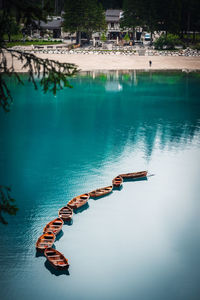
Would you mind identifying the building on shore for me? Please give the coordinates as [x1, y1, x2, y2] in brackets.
[33, 17, 62, 38]
[105, 9, 144, 43]
[105, 9, 123, 40]
[28, 9, 142, 43]
[92, 9, 134, 44]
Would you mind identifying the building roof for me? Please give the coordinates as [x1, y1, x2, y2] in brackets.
[34, 18, 62, 30]
[105, 9, 123, 22]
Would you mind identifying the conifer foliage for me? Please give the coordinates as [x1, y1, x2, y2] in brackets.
[121, 0, 200, 39]
[63, 0, 107, 44]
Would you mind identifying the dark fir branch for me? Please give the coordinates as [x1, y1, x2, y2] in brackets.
[0, 48, 78, 111]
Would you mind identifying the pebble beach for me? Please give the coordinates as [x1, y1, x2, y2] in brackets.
[5, 46, 200, 72]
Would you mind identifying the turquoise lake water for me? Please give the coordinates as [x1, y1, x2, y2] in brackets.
[0, 71, 200, 300]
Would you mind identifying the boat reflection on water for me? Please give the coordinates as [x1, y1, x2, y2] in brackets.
[55, 230, 64, 241]
[73, 202, 89, 214]
[44, 260, 70, 276]
[63, 218, 73, 226]
[35, 251, 44, 258]
[112, 184, 123, 191]
[122, 176, 148, 182]
[35, 244, 56, 258]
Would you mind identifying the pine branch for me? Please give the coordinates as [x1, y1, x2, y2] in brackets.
[0, 47, 79, 111]
[0, 185, 18, 225]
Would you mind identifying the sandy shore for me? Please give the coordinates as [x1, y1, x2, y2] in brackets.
[8, 53, 200, 71]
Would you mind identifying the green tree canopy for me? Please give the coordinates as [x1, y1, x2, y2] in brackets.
[98, 0, 123, 9]
[124, 32, 130, 42]
[121, 0, 143, 29]
[63, 0, 107, 44]
[101, 31, 107, 42]
[121, 0, 200, 39]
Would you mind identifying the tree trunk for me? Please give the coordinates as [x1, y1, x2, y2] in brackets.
[150, 31, 153, 45]
[192, 31, 195, 43]
[186, 12, 191, 46]
[55, 0, 58, 15]
[87, 32, 92, 45]
[132, 28, 135, 41]
[76, 31, 81, 45]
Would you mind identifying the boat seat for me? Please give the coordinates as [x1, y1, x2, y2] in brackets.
[49, 255, 61, 259]
[46, 252, 55, 255]
[44, 236, 53, 240]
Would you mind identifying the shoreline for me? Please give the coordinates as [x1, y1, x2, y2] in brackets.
[6, 53, 200, 72]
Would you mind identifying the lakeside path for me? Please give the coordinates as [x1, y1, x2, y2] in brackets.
[9, 53, 200, 71]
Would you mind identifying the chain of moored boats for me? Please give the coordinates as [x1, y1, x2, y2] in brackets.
[36, 170, 148, 270]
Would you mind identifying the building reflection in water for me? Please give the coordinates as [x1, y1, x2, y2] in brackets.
[72, 71, 199, 162]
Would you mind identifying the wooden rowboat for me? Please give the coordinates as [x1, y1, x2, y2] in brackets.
[36, 231, 55, 251]
[89, 186, 113, 198]
[44, 248, 69, 269]
[112, 176, 123, 187]
[119, 171, 148, 179]
[67, 193, 90, 209]
[58, 205, 73, 221]
[43, 218, 64, 235]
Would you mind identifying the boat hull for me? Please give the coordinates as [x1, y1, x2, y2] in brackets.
[58, 205, 73, 221]
[44, 248, 69, 270]
[112, 176, 123, 187]
[68, 193, 90, 209]
[89, 186, 113, 198]
[36, 232, 55, 252]
[43, 218, 64, 235]
[120, 171, 148, 179]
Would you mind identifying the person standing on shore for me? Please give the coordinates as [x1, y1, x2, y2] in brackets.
[149, 60, 152, 67]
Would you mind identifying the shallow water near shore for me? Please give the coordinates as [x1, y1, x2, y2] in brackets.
[0, 71, 200, 300]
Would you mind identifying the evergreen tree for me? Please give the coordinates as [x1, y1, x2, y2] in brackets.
[3, 16, 20, 42]
[180, 0, 200, 42]
[101, 31, 107, 42]
[121, 0, 141, 40]
[98, 0, 123, 9]
[121, 0, 200, 41]
[124, 32, 130, 43]
[156, 0, 182, 34]
[63, 0, 106, 44]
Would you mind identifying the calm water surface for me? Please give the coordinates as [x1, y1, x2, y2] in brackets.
[0, 71, 200, 300]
